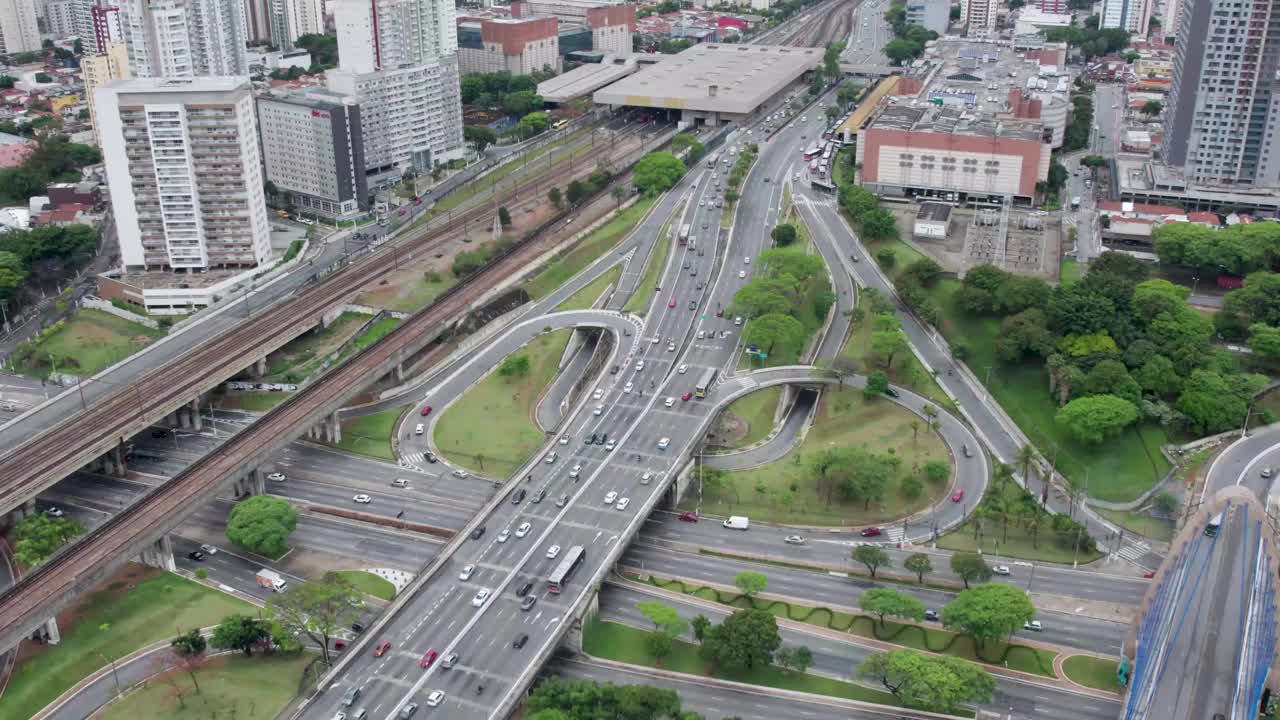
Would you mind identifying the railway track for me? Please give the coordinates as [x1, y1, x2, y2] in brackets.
[0, 124, 650, 511]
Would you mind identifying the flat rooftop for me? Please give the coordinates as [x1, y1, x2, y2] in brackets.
[593, 43, 821, 115]
[917, 202, 952, 221]
[914, 37, 1070, 117]
[102, 76, 250, 95]
[868, 103, 1045, 142]
[106, 267, 250, 290]
[540, 56, 638, 103]
[1116, 155, 1280, 210]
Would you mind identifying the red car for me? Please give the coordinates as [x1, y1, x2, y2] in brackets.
[681, 391, 692, 401]
[414, 198, 423, 206]
[859, 527, 882, 537]
[950, 489, 964, 503]
[420, 649, 439, 668]
[420, 405, 433, 417]
[668, 299, 676, 308]
[678, 511, 699, 522]
[373, 641, 392, 657]
[1143, 571, 1156, 579]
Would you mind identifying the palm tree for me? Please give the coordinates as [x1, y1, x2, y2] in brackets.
[1016, 444, 1037, 486]
[994, 463, 1014, 493]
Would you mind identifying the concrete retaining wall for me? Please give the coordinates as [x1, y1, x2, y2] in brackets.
[79, 296, 160, 330]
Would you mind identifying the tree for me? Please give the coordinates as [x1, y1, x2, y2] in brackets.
[942, 583, 1036, 654]
[860, 587, 926, 626]
[502, 90, 543, 116]
[646, 632, 674, 662]
[463, 125, 497, 153]
[771, 223, 798, 246]
[267, 572, 364, 665]
[498, 206, 512, 228]
[700, 609, 782, 670]
[611, 184, 628, 208]
[1152, 492, 1179, 516]
[528, 677, 684, 719]
[565, 179, 589, 207]
[734, 571, 768, 598]
[870, 315, 908, 369]
[904, 552, 933, 583]
[863, 209, 898, 241]
[1248, 323, 1280, 361]
[0, 76, 14, 89]
[499, 353, 531, 378]
[691, 614, 712, 643]
[171, 628, 208, 657]
[1139, 99, 1162, 117]
[775, 644, 813, 673]
[210, 614, 271, 656]
[1055, 394, 1139, 444]
[923, 460, 949, 484]
[548, 187, 562, 208]
[13, 513, 85, 566]
[884, 39, 922, 65]
[949, 552, 990, 589]
[864, 370, 889, 398]
[636, 601, 687, 638]
[1135, 354, 1182, 396]
[994, 308, 1053, 362]
[902, 257, 943, 288]
[859, 650, 996, 713]
[852, 544, 891, 578]
[1082, 359, 1142, 405]
[732, 278, 794, 318]
[225, 496, 297, 558]
[742, 312, 806, 360]
[517, 111, 551, 136]
[633, 152, 686, 195]
[671, 132, 705, 162]
[1177, 369, 1267, 434]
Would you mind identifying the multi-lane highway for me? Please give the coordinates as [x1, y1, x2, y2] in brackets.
[842, 0, 893, 67]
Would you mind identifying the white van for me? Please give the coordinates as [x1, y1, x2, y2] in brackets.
[722, 516, 750, 530]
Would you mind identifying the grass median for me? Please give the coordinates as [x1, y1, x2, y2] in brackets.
[583, 617, 905, 707]
[97, 652, 315, 720]
[714, 387, 782, 450]
[0, 567, 253, 719]
[1061, 655, 1122, 692]
[524, 196, 656, 301]
[623, 203, 680, 314]
[433, 329, 570, 478]
[335, 407, 403, 461]
[686, 386, 950, 526]
[333, 570, 396, 601]
[555, 266, 621, 312]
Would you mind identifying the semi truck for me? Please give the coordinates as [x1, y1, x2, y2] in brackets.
[722, 516, 750, 530]
[256, 568, 288, 592]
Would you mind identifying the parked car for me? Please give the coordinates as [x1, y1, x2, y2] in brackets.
[993, 565, 1011, 576]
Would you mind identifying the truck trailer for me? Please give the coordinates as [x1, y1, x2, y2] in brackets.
[256, 568, 288, 592]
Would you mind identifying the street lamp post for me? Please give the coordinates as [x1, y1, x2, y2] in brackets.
[96, 651, 123, 699]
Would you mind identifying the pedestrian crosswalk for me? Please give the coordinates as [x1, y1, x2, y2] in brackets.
[1116, 539, 1152, 564]
[398, 454, 432, 472]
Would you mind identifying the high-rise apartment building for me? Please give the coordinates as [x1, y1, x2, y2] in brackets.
[1163, 0, 1280, 186]
[905, 0, 949, 35]
[0, 0, 41, 54]
[1101, 0, 1151, 35]
[92, 0, 126, 52]
[82, 41, 131, 143]
[960, 0, 998, 34]
[121, 0, 249, 79]
[329, 0, 464, 183]
[1038, 0, 1067, 13]
[243, 0, 272, 42]
[257, 90, 369, 219]
[96, 77, 272, 271]
[47, 0, 81, 40]
[268, 0, 323, 50]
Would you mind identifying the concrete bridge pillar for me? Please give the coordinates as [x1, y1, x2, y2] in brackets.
[138, 535, 175, 571]
[329, 412, 342, 444]
[166, 410, 179, 427]
[177, 407, 190, 429]
[250, 468, 266, 496]
[253, 356, 267, 378]
[394, 362, 405, 384]
[111, 444, 125, 477]
[563, 589, 599, 652]
[189, 399, 202, 431]
[32, 617, 61, 645]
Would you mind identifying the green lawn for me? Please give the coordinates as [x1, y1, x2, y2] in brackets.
[1257, 385, 1280, 423]
[1059, 257, 1083, 286]
[938, 482, 1104, 564]
[623, 206, 679, 314]
[715, 387, 782, 450]
[334, 407, 404, 461]
[524, 197, 656, 300]
[333, 570, 396, 601]
[264, 312, 366, 382]
[433, 329, 570, 477]
[98, 653, 315, 720]
[926, 278, 1171, 503]
[684, 386, 950, 526]
[0, 568, 254, 719]
[1096, 508, 1175, 542]
[583, 617, 905, 708]
[555, 266, 621, 312]
[17, 309, 166, 378]
[228, 392, 286, 412]
[842, 296, 953, 409]
[639, 574, 1056, 679]
[1061, 655, 1122, 693]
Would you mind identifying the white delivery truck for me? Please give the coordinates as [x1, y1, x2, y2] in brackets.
[722, 516, 750, 530]
[256, 568, 288, 592]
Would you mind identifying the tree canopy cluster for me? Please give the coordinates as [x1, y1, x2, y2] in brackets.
[956, 254, 1267, 441]
[460, 71, 551, 116]
[295, 34, 338, 68]
[670, 133, 706, 164]
[633, 152, 686, 195]
[1152, 220, 1280, 277]
[13, 512, 85, 566]
[1063, 94, 1094, 152]
[882, 2, 939, 65]
[860, 649, 995, 713]
[225, 495, 298, 558]
[528, 677, 705, 720]
[0, 133, 101, 205]
[1043, 19, 1131, 58]
[0, 224, 98, 310]
[734, 246, 833, 363]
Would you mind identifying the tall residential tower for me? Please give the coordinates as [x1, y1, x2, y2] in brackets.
[121, 0, 249, 78]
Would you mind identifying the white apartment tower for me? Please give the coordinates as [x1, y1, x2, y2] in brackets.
[269, 0, 324, 50]
[329, 0, 465, 183]
[960, 0, 998, 34]
[0, 0, 41, 54]
[96, 77, 272, 271]
[121, 0, 249, 79]
[47, 0, 81, 40]
[1101, 0, 1151, 35]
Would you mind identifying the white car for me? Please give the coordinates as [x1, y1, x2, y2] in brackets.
[664, 397, 676, 408]
[738, 270, 746, 279]
[471, 589, 490, 607]
[515, 522, 532, 538]
[743, 256, 750, 264]
[497, 527, 511, 542]
[604, 439, 616, 451]
[593, 388, 604, 399]
[604, 491, 618, 505]
[616, 497, 631, 511]
[624, 382, 634, 394]
[353, 494, 372, 504]
[635, 360, 645, 371]
[415, 423, 424, 435]
[734, 316, 743, 326]
[452, 469, 469, 479]
[559, 435, 569, 445]
[1023, 620, 1043, 632]
[426, 690, 445, 707]
[546, 544, 561, 559]
[570, 464, 582, 478]
[594, 404, 604, 415]
[267, 472, 286, 482]
[641, 471, 654, 485]
[1262, 467, 1273, 479]
[544, 451, 557, 464]
[651, 335, 661, 344]
[459, 564, 475, 581]
[45, 506, 64, 518]
[696, 330, 705, 339]
[666, 342, 676, 352]
[200, 544, 218, 555]
[677, 364, 688, 374]
[657, 437, 670, 450]
[993, 565, 1011, 576]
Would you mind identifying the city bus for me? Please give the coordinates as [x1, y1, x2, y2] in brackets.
[1205, 512, 1223, 537]
[678, 224, 690, 245]
[808, 160, 819, 173]
[546, 545, 586, 594]
[706, 153, 718, 168]
[694, 367, 717, 398]
[803, 145, 821, 161]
